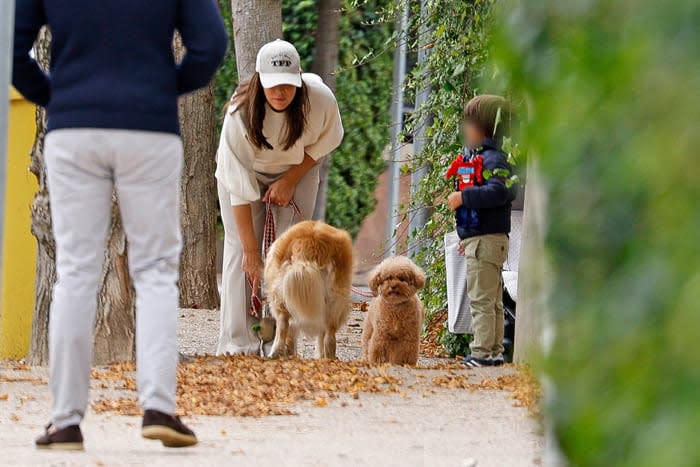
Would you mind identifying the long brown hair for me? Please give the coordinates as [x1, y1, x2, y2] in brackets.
[227, 72, 309, 151]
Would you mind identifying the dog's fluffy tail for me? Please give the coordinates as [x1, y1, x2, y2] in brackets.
[281, 260, 326, 325]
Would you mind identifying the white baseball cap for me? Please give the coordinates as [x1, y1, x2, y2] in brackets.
[255, 39, 302, 88]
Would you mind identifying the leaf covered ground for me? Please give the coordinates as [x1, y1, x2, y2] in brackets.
[1, 305, 541, 420]
[84, 356, 541, 419]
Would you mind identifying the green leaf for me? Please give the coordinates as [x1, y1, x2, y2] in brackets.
[493, 106, 502, 138]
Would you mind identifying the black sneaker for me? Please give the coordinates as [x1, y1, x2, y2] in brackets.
[460, 355, 494, 368]
[35, 423, 84, 451]
[492, 353, 505, 367]
[142, 409, 198, 448]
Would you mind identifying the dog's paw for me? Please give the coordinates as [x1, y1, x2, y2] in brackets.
[269, 344, 287, 359]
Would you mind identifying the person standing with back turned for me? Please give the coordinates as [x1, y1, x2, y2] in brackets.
[13, 0, 227, 450]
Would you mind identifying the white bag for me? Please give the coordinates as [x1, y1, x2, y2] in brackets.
[444, 211, 523, 335]
[445, 231, 472, 334]
[503, 210, 523, 300]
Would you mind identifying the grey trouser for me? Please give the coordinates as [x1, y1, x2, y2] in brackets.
[44, 129, 183, 428]
[216, 164, 320, 355]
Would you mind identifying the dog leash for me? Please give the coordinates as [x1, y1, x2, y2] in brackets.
[262, 199, 302, 258]
[351, 286, 377, 299]
[249, 200, 374, 331]
[248, 199, 303, 318]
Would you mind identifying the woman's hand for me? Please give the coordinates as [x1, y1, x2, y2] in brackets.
[263, 154, 317, 206]
[263, 176, 296, 206]
[242, 250, 264, 293]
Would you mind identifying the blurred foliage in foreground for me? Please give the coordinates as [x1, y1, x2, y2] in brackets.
[492, 0, 700, 465]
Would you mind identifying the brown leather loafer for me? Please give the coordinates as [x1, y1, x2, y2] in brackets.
[142, 409, 197, 448]
[35, 423, 84, 451]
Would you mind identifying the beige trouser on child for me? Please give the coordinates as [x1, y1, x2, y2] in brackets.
[461, 233, 509, 360]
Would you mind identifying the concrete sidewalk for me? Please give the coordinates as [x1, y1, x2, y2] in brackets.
[1, 309, 543, 466]
[1, 367, 542, 467]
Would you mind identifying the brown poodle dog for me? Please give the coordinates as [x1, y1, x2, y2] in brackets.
[362, 256, 426, 365]
[264, 220, 354, 359]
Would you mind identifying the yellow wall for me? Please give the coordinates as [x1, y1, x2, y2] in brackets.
[0, 88, 37, 358]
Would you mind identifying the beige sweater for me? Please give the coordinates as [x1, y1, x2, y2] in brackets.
[215, 73, 344, 206]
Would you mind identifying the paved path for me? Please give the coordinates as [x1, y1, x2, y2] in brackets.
[1, 309, 543, 467]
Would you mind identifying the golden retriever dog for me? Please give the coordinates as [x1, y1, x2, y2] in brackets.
[264, 220, 354, 359]
[362, 256, 426, 365]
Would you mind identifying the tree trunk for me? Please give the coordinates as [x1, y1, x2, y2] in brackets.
[310, 0, 342, 221]
[513, 161, 550, 363]
[29, 27, 136, 365]
[231, 0, 283, 80]
[93, 201, 136, 363]
[175, 39, 221, 310]
[310, 0, 341, 92]
[28, 51, 53, 363]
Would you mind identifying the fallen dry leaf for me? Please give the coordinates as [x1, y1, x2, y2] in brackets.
[0, 394, 8, 401]
[91, 355, 404, 417]
[427, 367, 542, 415]
[421, 310, 449, 358]
[314, 397, 328, 407]
[91, 397, 140, 416]
[19, 395, 36, 406]
[508, 366, 543, 418]
[0, 375, 47, 384]
[432, 374, 471, 389]
[0, 361, 31, 371]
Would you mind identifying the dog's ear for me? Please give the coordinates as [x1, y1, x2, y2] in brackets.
[368, 265, 382, 293]
[412, 264, 426, 290]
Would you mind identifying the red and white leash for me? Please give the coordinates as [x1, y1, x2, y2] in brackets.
[351, 286, 377, 298]
[248, 200, 303, 318]
[262, 199, 302, 258]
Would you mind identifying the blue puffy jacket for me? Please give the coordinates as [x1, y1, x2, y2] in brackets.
[456, 139, 516, 240]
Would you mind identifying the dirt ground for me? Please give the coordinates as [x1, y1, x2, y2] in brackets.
[0, 308, 543, 467]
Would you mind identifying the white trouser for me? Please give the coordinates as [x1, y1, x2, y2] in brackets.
[44, 129, 183, 428]
[216, 164, 320, 355]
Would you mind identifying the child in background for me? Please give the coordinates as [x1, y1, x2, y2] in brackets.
[446, 95, 516, 367]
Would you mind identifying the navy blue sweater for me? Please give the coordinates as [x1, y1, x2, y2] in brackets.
[13, 0, 228, 135]
[457, 139, 517, 240]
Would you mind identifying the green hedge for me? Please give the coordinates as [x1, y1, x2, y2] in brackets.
[284, 0, 392, 236]
[215, 0, 393, 237]
[492, 0, 700, 465]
